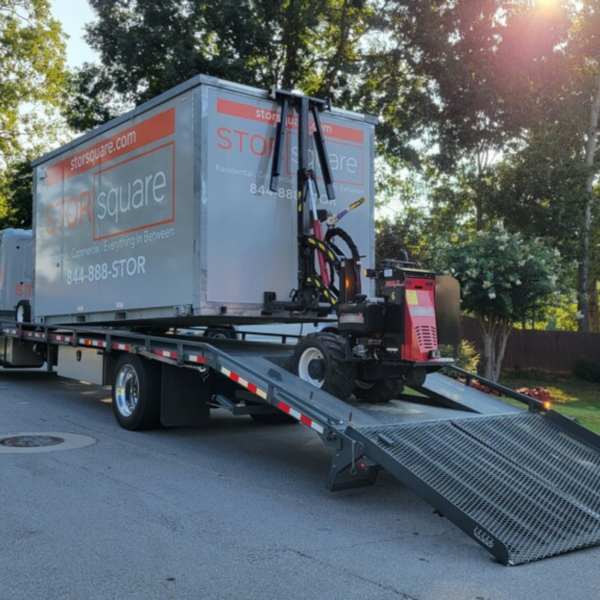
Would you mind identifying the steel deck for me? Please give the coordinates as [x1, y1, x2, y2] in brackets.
[349, 412, 600, 564]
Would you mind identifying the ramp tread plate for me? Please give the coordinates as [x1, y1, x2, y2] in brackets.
[351, 412, 600, 564]
[421, 373, 521, 415]
[356, 399, 475, 424]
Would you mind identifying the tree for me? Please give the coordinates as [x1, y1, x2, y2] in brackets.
[375, 206, 428, 266]
[494, 1, 600, 332]
[0, 157, 34, 228]
[0, 0, 68, 164]
[65, 0, 375, 131]
[0, 0, 68, 224]
[432, 223, 562, 382]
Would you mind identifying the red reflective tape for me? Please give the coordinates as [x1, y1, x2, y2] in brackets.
[24, 332, 44, 339]
[247, 383, 258, 394]
[300, 415, 312, 427]
[230, 372, 240, 383]
[51, 335, 73, 342]
[278, 402, 291, 414]
[112, 343, 131, 351]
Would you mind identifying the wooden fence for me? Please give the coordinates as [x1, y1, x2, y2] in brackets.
[461, 317, 600, 373]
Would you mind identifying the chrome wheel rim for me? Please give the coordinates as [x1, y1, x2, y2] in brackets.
[115, 365, 139, 417]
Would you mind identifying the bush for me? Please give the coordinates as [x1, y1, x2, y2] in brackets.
[440, 340, 480, 374]
[573, 358, 600, 383]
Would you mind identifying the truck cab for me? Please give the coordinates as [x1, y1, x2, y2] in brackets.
[0, 229, 33, 322]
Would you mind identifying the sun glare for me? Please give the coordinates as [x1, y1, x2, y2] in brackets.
[536, 0, 561, 9]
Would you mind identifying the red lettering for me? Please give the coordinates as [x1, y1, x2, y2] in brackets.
[233, 130, 248, 152]
[80, 191, 92, 224]
[66, 196, 79, 228]
[217, 127, 276, 157]
[250, 134, 267, 156]
[44, 191, 93, 235]
[45, 203, 56, 234]
[15, 284, 32, 297]
[217, 127, 232, 150]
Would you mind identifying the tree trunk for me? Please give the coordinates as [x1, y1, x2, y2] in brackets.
[578, 63, 600, 332]
[589, 277, 599, 333]
[478, 316, 512, 383]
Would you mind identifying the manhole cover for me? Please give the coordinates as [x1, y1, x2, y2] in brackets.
[0, 435, 65, 448]
[0, 432, 96, 454]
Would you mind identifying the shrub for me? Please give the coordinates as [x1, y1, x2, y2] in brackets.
[573, 358, 600, 383]
[440, 340, 481, 374]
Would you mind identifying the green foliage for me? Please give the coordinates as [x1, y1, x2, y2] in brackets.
[573, 358, 600, 383]
[375, 207, 428, 266]
[0, 158, 33, 229]
[432, 222, 563, 382]
[440, 340, 480, 374]
[66, 0, 376, 130]
[432, 223, 562, 323]
[0, 0, 68, 163]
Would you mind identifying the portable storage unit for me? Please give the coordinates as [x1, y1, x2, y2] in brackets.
[32, 75, 376, 326]
[0, 228, 33, 319]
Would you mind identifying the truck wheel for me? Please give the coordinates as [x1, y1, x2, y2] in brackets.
[204, 326, 237, 340]
[112, 354, 161, 431]
[353, 378, 404, 403]
[15, 300, 31, 323]
[291, 333, 356, 399]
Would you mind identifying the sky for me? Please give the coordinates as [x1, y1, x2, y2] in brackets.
[50, 0, 98, 67]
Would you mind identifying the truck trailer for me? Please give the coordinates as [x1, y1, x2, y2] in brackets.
[0, 228, 33, 322]
[1, 74, 600, 565]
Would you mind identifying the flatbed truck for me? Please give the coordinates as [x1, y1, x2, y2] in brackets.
[1, 75, 600, 564]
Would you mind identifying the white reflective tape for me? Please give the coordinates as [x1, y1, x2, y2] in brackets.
[188, 354, 206, 364]
[112, 343, 130, 351]
[221, 366, 267, 400]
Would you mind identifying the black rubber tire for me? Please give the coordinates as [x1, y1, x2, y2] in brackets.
[15, 300, 31, 323]
[353, 378, 405, 403]
[112, 354, 161, 431]
[204, 326, 237, 340]
[290, 332, 356, 399]
[403, 367, 427, 388]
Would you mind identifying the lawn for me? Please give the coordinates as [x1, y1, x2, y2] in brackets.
[499, 371, 600, 435]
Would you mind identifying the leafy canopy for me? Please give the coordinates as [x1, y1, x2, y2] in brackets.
[67, 0, 375, 130]
[432, 223, 562, 324]
[0, 0, 68, 164]
[0, 0, 68, 226]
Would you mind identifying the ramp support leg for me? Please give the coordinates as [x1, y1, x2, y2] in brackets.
[325, 441, 381, 492]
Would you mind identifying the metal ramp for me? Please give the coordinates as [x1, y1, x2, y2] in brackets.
[5, 324, 600, 564]
[348, 411, 600, 565]
[200, 342, 600, 564]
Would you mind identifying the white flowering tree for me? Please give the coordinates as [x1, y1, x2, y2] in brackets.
[432, 223, 562, 382]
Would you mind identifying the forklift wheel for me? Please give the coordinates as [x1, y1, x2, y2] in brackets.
[353, 378, 404, 404]
[291, 333, 356, 400]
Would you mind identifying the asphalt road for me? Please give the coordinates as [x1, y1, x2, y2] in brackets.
[1, 368, 599, 600]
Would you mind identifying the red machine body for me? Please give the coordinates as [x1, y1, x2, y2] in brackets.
[401, 275, 438, 363]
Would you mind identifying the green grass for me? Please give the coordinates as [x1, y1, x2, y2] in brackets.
[499, 371, 600, 435]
